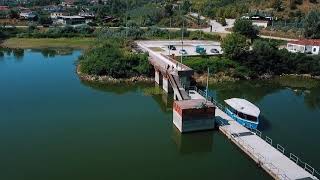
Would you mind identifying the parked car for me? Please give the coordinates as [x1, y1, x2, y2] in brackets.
[168, 45, 176, 50]
[196, 45, 206, 54]
[210, 48, 220, 54]
[179, 49, 187, 55]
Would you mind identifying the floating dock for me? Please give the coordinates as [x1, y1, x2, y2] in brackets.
[216, 107, 318, 180]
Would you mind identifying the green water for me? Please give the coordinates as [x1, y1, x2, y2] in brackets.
[0, 49, 318, 180]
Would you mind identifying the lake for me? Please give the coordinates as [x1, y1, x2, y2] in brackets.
[0, 49, 319, 180]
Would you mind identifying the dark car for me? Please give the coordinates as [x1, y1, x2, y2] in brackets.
[168, 45, 176, 50]
[210, 48, 220, 54]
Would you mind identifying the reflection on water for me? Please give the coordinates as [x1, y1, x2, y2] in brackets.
[0, 47, 75, 59]
[82, 81, 174, 113]
[0, 47, 24, 59]
[210, 76, 320, 169]
[210, 76, 320, 110]
[172, 126, 214, 154]
[31, 48, 74, 57]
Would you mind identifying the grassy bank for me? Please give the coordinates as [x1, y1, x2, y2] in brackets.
[1, 38, 95, 49]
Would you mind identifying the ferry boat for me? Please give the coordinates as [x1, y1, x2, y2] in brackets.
[224, 98, 260, 129]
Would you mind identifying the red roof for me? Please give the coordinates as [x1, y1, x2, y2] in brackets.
[288, 39, 320, 46]
[0, 6, 9, 11]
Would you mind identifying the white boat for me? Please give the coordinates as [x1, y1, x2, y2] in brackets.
[224, 98, 260, 129]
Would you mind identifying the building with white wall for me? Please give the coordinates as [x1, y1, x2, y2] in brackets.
[287, 39, 320, 55]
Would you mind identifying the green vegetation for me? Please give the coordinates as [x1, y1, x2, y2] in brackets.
[233, 19, 258, 40]
[304, 10, 320, 39]
[221, 33, 320, 77]
[98, 24, 221, 41]
[0, 26, 23, 39]
[78, 38, 152, 78]
[17, 25, 95, 38]
[183, 56, 251, 78]
[221, 33, 249, 60]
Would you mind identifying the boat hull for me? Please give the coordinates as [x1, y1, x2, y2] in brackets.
[226, 109, 259, 129]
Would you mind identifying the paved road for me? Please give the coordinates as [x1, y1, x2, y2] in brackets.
[4, 22, 297, 41]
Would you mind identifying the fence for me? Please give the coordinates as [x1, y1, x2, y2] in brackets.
[187, 85, 320, 179]
[216, 118, 291, 180]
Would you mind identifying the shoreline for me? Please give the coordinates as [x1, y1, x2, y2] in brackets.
[76, 65, 154, 84]
[0, 37, 95, 50]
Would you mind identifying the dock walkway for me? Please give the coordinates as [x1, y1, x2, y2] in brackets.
[137, 40, 319, 180]
[215, 108, 318, 180]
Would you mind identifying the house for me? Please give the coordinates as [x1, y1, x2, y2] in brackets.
[61, 0, 75, 8]
[241, 14, 272, 28]
[0, 6, 9, 11]
[50, 12, 66, 19]
[78, 10, 95, 23]
[78, 11, 95, 19]
[56, 15, 85, 25]
[20, 11, 37, 20]
[43, 5, 63, 12]
[287, 39, 320, 55]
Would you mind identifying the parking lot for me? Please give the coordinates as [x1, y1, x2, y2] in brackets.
[136, 40, 223, 57]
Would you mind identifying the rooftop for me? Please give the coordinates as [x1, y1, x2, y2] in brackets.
[59, 15, 85, 19]
[224, 98, 260, 117]
[175, 99, 215, 110]
[288, 39, 320, 46]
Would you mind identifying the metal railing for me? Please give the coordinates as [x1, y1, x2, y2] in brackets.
[216, 118, 291, 180]
[250, 128, 319, 178]
[185, 85, 320, 179]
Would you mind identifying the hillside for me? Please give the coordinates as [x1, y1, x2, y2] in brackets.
[189, 0, 320, 19]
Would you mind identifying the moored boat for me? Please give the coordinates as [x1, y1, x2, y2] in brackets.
[224, 98, 260, 129]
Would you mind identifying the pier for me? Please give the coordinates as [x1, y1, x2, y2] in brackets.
[136, 40, 319, 180]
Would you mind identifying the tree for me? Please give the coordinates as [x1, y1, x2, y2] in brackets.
[8, 10, 19, 19]
[248, 40, 280, 74]
[181, 0, 191, 14]
[304, 10, 320, 39]
[221, 33, 249, 60]
[272, 0, 283, 11]
[233, 18, 259, 39]
[164, 3, 173, 17]
[38, 15, 53, 25]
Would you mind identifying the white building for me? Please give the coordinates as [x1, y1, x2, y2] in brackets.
[20, 11, 37, 20]
[50, 12, 65, 19]
[252, 20, 269, 28]
[287, 39, 320, 55]
[56, 15, 85, 25]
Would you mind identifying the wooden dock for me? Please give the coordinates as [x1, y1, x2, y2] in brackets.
[215, 108, 318, 180]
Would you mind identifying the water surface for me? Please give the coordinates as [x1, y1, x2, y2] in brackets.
[0, 50, 270, 180]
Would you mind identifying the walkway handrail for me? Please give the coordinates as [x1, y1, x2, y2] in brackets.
[217, 118, 291, 180]
[188, 85, 319, 179]
[250, 127, 320, 178]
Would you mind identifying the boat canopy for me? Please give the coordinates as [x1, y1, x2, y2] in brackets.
[224, 98, 260, 117]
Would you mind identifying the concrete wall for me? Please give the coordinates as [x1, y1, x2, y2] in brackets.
[163, 76, 172, 93]
[155, 70, 163, 85]
[173, 110, 215, 133]
[252, 21, 268, 28]
[287, 43, 305, 53]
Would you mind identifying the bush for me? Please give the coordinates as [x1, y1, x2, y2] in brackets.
[17, 25, 95, 38]
[78, 39, 152, 78]
[233, 18, 259, 39]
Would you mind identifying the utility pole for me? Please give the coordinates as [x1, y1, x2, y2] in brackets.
[181, 18, 184, 64]
[205, 67, 209, 103]
[169, 18, 171, 56]
[126, 0, 128, 39]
